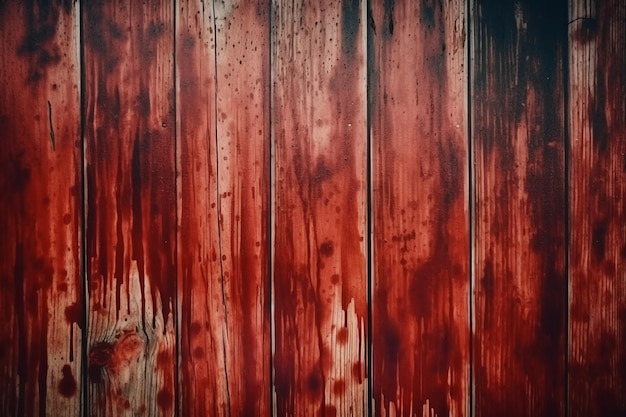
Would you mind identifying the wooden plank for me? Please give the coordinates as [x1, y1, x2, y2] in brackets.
[176, 1, 271, 415]
[370, 1, 469, 416]
[471, 0, 568, 415]
[271, 0, 368, 415]
[82, 1, 176, 415]
[0, 1, 82, 416]
[568, 0, 626, 415]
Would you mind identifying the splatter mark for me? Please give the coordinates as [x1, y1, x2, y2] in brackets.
[319, 241, 334, 257]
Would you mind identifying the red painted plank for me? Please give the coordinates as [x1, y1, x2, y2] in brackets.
[0, 1, 82, 416]
[272, 0, 368, 415]
[568, 1, 626, 415]
[82, 1, 176, 415]
[471, 0, 568, 415]
[370, 1, 469, 416]
[176, 1, 271, 415]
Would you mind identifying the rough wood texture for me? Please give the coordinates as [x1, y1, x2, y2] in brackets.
[272, 0, 368, 415]
[471, 0, 568, 415]
[82, 1, 176, 415]
[176, 1, 271, 415]
[370, 1, 469, 416]
[0, 1, 82, 416]
[568, 0, 626, 415]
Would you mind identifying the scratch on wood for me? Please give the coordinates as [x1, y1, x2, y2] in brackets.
[47, 100, 55, 151]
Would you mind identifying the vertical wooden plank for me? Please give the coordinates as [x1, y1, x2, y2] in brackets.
[568, 1, 626, 415]
[174, 1, 220, 416]
[176, 0, 271, 415]
[471, 0, 567, 416]
[370, 1, 469, 416]
[82, 1, 176, 415]
[272, 0, 368, 415]
[0, 1, 82, 416]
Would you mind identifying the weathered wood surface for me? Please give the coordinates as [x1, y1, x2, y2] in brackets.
[370, 1, 469, 416]
[0, 1, 83, 416]
[176, 0, 271, 415]
[1, 1, 626, 416]
[471, 0, 568, 415]
[272, 0, 368, 415]
[82, 0, 176, 415]
[568, 0, 626, 415]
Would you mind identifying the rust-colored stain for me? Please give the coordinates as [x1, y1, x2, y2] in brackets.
[0, 1, 624, 416]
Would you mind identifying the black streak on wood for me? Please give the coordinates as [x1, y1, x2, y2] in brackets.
[473, 0, 567, 415]
[47, 100, 56, 151]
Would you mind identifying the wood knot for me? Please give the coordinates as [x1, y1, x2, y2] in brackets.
[88, 331, 144, 383]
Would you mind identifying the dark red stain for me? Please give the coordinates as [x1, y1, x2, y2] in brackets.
[572, 17, 598, 44]
[319, 241, 334, 257]
[336, 327, 348, 345]
[351, 362, 363, 383]
[332, 379, 346, 396]
[156, 351, 170, 367]
[16, 0, 71, 83]
[306, 368, 324, 402]
[58, 364, 77, 398]
[88, 342, 114, 384]
[192, 347, 205, 359]
[323, 405, 338, 417]
[156, 388, 173, 411]
[64, 302, 83, 329]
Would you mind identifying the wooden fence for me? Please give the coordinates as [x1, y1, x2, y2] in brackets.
[0, 0, 624, 416]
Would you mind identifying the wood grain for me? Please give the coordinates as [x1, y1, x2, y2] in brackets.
[568, 0, 626, 415]
[272, 0, 368, 415]
[471, 0, 568, 415]
[176, 1, 271, 415]
[82, 1, 176, 415]
[0, 1, 82, 416]
[370, 1, 469, 416]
